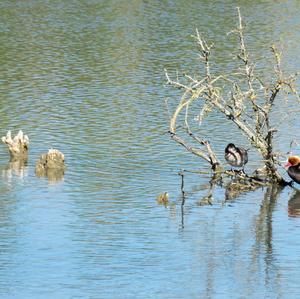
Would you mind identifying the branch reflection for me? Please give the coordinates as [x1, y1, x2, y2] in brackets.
[288, 190, 300, 218]
[174, 174, 285, 296]
[254, 185, 283, 251]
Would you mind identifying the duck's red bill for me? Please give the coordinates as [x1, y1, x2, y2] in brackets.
[285, 162, 292, 168]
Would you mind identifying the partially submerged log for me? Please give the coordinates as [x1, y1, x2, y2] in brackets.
[35, 149, 65, 180]
[1, 130, 29, 161]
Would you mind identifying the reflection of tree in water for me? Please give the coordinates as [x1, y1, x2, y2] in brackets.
[248, 185, 283, 297]
[252, 185, 281, 256]
[2, 160, 28, 182]
[177, 177, 284, 297]
[197, 174, 220, 206]
[36, 168, 65, 184]
[224, 176, 263, 201]
[2, 161, 64, 184]
[288, 190, 300, 218]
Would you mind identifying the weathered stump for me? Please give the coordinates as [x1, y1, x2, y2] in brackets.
[35, 149, 65, 181]
[1, 130, 29, 161]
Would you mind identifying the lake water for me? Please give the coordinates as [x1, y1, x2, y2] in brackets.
[1, 1, 300, 298]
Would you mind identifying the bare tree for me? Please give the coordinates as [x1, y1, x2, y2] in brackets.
[165, 7, 298, 185]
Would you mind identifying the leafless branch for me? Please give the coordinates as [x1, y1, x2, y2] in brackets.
[164, 7, 299, 184]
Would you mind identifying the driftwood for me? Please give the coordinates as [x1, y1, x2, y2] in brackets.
[164, 8, 299, 185]
[156, 192, 169, 206]
[35, 149, 65, 181]
[1, 130, 29, 161]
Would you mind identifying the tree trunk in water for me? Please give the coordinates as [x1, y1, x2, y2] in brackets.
[1, 130, 29, 162]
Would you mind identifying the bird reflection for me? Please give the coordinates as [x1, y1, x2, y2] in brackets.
[288, 190, 300, 217]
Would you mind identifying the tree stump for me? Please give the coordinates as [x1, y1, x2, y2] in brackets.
[35, 149, 65, 180]
[1, 130, 29, 161]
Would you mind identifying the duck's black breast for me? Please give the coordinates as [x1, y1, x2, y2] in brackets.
[288, 163, 300, 184]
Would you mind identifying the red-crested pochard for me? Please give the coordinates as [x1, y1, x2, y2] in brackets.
[285, 156, 300, 184]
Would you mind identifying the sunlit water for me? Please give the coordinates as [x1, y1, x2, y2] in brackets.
[1, 1, 300, 298]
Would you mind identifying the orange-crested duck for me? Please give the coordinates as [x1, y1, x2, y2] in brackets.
[285, 156, 300, 184]
[225, 143, 248, 171]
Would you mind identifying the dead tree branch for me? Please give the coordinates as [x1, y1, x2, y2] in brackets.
[165, 7, 299, 184]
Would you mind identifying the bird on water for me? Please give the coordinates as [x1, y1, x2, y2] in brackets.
[225, 143, 248, 172]
[284, 156, 300, 184]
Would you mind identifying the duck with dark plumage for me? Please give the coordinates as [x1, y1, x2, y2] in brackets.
[225, 143, 248, 172]
[284, 156, 300, 184]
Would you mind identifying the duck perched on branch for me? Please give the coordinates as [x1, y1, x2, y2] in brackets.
[225, 143, 248, 172]
[285, 156, 300, 184]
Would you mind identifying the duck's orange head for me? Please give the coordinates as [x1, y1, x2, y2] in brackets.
[285, 156, 300, 169]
